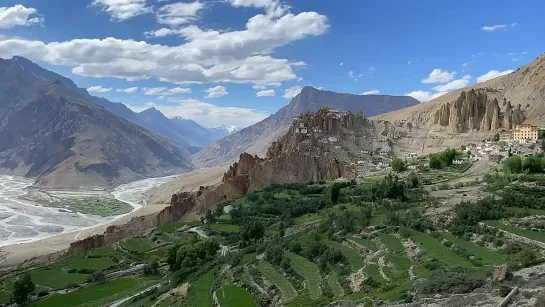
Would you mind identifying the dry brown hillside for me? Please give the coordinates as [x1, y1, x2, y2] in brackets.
[376, 53, 545, 128]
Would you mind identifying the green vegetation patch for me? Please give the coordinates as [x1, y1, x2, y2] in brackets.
[364, 264, 384, 282]
[294, 213, 322, 225]
[324, 240, 364, 269]
[285, 252, 322, 299]
[239, 253, 257, 265]
[410, 230, 474, 268]
[29, 269, 89, 289]
[87, 246, 117, 257]
[209, 224, 241, 233]
[217, 285, 257, 307]
[187, 269, 215, 307]
[258, 261, 297, 302]
[440, 232, 506, 266]
[35, 278, 139, 307]
[158, 220, 199, 233]
[121, 237, 154, 252]
[485, 220, 545, 244]
[47, 198, 133, 217]
[350, 236, 378, 251]
[326, 272, 344, 297]
[377, 233, 412, 278]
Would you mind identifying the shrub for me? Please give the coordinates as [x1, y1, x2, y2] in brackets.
[390, 158, 406, 172]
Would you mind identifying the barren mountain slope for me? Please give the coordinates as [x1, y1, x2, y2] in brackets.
[192, 86, 419, 167]
[0, 59, 193, 187]
[376, 53, 545, 128]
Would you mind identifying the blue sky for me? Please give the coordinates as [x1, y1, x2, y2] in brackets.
[1, 0, 544, 128]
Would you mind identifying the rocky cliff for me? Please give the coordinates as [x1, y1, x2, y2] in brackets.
[378, 53, 545, 132]
[192, 87, 419, 167]
[433, 89, 525, 133]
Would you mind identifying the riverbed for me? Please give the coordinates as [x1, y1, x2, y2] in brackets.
[0, 175, 178, 248]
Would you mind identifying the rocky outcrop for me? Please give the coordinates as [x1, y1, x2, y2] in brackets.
[433, 89, 525, 133]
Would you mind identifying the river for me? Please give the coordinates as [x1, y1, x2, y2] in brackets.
[0, 175, 178, 247]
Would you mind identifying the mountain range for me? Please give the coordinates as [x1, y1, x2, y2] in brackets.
[10, 56, 229, 149]
[0, 58, 193, 187]
[192, 86, 420, 167]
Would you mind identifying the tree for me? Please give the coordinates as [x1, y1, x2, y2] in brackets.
[522, 156, 545, 173]
[503, 156, 522, 174]
[12, 274, 35, 305]
[492, 133, 500, 142]
[390, 158, 406, 172]
[240, 220, 265, 242]
[88, 270, 105, 283]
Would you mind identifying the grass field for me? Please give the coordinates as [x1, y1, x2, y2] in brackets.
[285, 252, 322, 299]
[121, 238, 154, 252]
[440, 232, 506, 266]
[377, 233, 412, 279]
[187, 269, 215, 307]
[60, 255, 116, 271]
[87, 246, 117, 257]
[35, 278, 157, 307]
[294, 213, 322, 225]
[0, 290, 10, 305]
[507, 207, 545, 216]
[239, 253, 257, 265]
[258, 261, 297, 302]
[364, 264, 384, 282]
[217, 285, 257, 307]
[410, 230, 475, 268]
[325, 240, 364, 269]
[29, 269, 89, 289]
[350, 236, 378, 251]
[326, 272, 344, 297]
[209, 224, 241, 233]
[485, 220, 545, 243]
[369, 214, 385, 227]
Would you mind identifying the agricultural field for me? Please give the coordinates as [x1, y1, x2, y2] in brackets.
[44, 198, 133, 217]
[5, 168, 545, 307]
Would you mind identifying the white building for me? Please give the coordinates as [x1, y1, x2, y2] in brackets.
[406, 152, 418, 158]
[223, 205, 234, 214]
[453, 158, 466, 165]
[357, 160, 365, 165]
[407, 165, 417, 170]
[328, 136, 338, 143]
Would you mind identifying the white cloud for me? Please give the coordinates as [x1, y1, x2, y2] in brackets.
[144, 28, 179, 38]
[256, 89, 275, 97]
[127, 99, 269, 128]
[339, 62, 344, 66]
[512, 22, 518, 27]
[407, 60, 412, 65]
[361, 90, 379, 95]
[348, 70, 363, 81]
[144, 87, 191, 96]
[512, 58, 520, 62]
[0, 4, 43, 29]
[0, 6, 328, 85]
[229, 0, 276, 8]
[283, 86, 302, 98]
[522, 51, 528, 55]
[422, 69, 456, 84]
[368, 67, 376, 74]
[481, 24, 507, 32]
[432, 75, 471, 92]
[476, 69, 514, 83]
[91, 0, 151, 21]
[253, 84, 266, 90]
[462, 62, 468, 68]
[156, 1, 204, 27]
[205, 85, 228, 98]
[405, 90, 447, 102]
[87, 85, 113, 93]
[116, 86, 138, 93]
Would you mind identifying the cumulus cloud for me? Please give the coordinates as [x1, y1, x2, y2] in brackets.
[0, 4, 43, 29]
[229, 0, 276, 8]
[87, 85, 113, 93]
[116, 87, 138, 93]
[256, 89, 275, 97]
[283, 86, 302, 98]
[205, 85, 228, 98]
[0, 6, 328, 85]
[422, 69, 456, 84]
[156, 1, 204, 26]
[127, 99, 269, 128]
[476, 69, 514, 83]
[91, 0, 151, 21]
[361, 90, 379, 95]
[405, 90, 447, 102]
[433, 75, 471, 92]
[144, 87, 191, 96]
[481, 24, 507, 32]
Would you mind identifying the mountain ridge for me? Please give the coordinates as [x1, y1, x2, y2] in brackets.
[191, 86, 420, 167]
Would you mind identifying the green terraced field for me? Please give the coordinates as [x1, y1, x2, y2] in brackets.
[350, 236, 378, 251]
[29, 269, 89, 289]
[325, 240, 364, 269]
[187, 269, 215, 307]
[258, 261, 297, 302]
[485, 220, 545, 243]
[440, 232, 506, 266]
[121, 237, 154, 252]
[377, 233, 412, 278]
[158, 220, 200, 233]
[285, 252, 322, 299]
[326, 272, 344, 297]
[410, 230, 475, 268]
[364, 264, 385, 282]
[209, 224, 241, 233]
[217, 285, 257, 307]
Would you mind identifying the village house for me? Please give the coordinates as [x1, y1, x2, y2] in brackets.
[407, 165, 418, 170]
[513, 124, 539, 141]
[328, 136, 338, 143]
